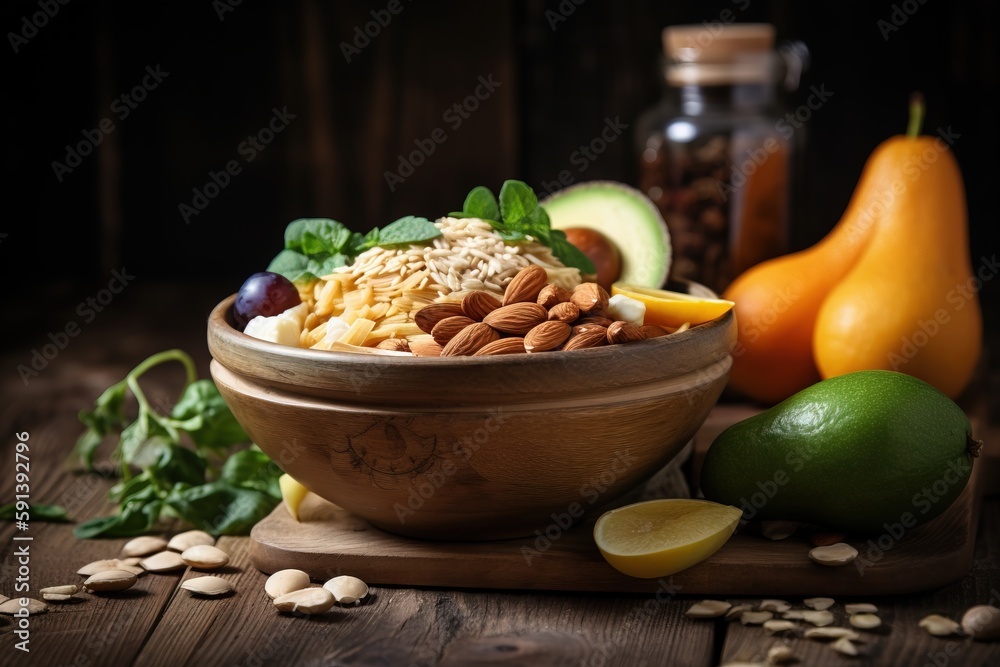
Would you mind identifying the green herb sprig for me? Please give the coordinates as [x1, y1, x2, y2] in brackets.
[73, 349, 282, 538]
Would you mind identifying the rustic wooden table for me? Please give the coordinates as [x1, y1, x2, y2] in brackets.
[2, 285, 998, 666]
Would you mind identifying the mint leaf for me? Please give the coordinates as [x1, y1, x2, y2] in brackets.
[462, 186, 501, 221]
[165, 482, 278, 535]
[498, 180, 539, 226]
[377, 216, 441, 246]
[550, 230, 597, 273]
[221, 448, 282, 499]
[284, 219, 352, 255]
[171, 380, 248, 452]
[267, 249, 311, 282]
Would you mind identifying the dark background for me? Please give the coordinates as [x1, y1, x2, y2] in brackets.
[4, 0, 998, 345]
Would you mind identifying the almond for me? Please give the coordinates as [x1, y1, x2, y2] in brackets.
[441, 322, 500, 356]
[639, 324, 670, 339]
[575, 315, 613, 328]
[414, 302, 465, 334]
[483, 303, 548, 335]
[607, 321, 645, 345]
[563, 327, 608, 351]
[431, 315, 477, 346]
[473, 337, 527, 356]
[524, 321, 572, 352]
[376, 338, 411, 353]
[571, 283, 609, 313]
[502, 265, 548, 305]
[572, 322, 608, 336]
[547, 301, 580, 323]
[536, 283, 572, 309]
[462, 291, 501, 321]
[409, 339, 443, 357]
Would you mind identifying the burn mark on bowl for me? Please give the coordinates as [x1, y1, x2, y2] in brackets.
[336, 418, 438, 483]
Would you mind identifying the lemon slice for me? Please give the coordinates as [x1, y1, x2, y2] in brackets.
[279, 473, 310, 522]
[611, 283, 734, 329]
[594, 499, 742, 578]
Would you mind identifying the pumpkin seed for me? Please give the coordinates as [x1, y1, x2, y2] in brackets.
[781, 610, 805, 620]
[804, 627, 860, 641]
[831, 637, 859, 656]
[766, 643, 794, 664]
[140, 551, 187, 573]
[763, 619, 798, 635]
[40, 584, 82, 601]
[0, 598, 47, 615]
[725, 604, 753, 621]
[265, 569, 311, 599]
[322, 575, 369, 604]
[121, 536, 168, 558]
[801, 610, 835, 627]
[740, 610, 774, 625]
[181, 576, 233, 597]
[84, 569, 137, 592]
[273, 587, 335, 614]
[844, 602, 878, 615]
[808, 542, 858, 566]
[685, 599, 732, 618]
[181, 545, 229, 570]
[961, 605, 1000, 641]
[803, 597, 835, 611]
[919, 614, 963, 637]
[168, 530, 216, 552]
[850, 613, 882, 629]
[758, 599, 791, 613]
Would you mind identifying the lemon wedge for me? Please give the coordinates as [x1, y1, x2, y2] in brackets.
[611, 283, 734, 329]
[594, 499, 742, 578]
[279, 473, 310, 522]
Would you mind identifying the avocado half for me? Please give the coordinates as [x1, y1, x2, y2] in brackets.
[541, 181, 671, 288]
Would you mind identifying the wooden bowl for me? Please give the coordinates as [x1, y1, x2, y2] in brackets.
[208, 287, 736, 540]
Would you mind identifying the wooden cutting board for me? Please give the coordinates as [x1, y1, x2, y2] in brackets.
[250, 404, 988, 596]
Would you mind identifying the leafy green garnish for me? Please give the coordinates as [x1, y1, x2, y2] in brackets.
[456, 180, 596, 274]
[72, 349, 283, 539]
[0, 502, 70, 523]
[267, 216, 442, 284]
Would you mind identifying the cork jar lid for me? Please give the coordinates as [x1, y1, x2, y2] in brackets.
[663, 23, 777, 85]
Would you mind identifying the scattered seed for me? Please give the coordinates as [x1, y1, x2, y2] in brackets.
[804, 597, 835, 611]
[121, 536, 168, 558]
[801, 610, 835, 627]
[84, 569, 137, 592]
[804, 627, 861, 641]
[850, 613, 882, 629]
[273, 587, 335, 614]
[763, 619, 798, 635]
[725, 604, 754, 621]
[685, 599, 732, 618]
[919, 614, 963, 637]
[759, 521, 801, 540]
[961, 605, 1000, 641]
[265, 569, 311, 599]
[140, 551, 187, 573]
[323, 576, 369, 604]
[808, 542, 858, 566]
[845, 603, 878, 615]
[78, 559, 124, 576]
[119, 557, 143, 567]
[168, 530, 216, 552]
[766, 643, 795, 664]
[831, 636, 859, 656]
[758, 599, 791, 613]
[0, 593, 8, 604]
[782, 610, 805, 620]
[40, 584, 82, 596]
[740, 611, 774, 625]
[0, 598, 47, 615]
[181, 576, 233, 597]
[42, 593, 74, 602]
[181, 545, 229, 570]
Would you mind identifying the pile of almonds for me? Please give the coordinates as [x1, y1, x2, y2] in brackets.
[386, 265, 671, 357]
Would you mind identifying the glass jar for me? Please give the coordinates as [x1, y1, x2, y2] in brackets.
[636, 24, 807, 294]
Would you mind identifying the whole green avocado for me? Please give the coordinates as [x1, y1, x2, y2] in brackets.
[701, 370, 981, 534]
